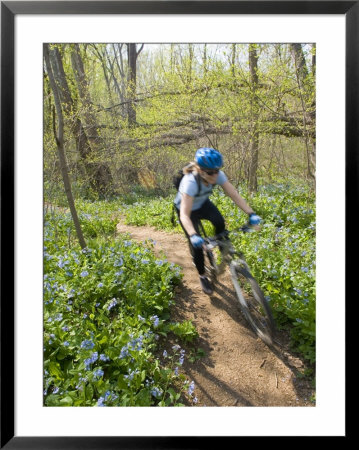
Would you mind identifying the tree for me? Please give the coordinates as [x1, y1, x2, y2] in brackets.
[49, 46, 92, 162]
[44, 44, 86, 249]
[43, 43, 316, 197]
[70, 44, 114, 195]
[127, 43, 144, 126]
[248, 44, 260, 192]
[291, 43, 316, 182]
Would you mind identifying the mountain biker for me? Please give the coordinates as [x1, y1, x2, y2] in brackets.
[174, 147, 261, 295]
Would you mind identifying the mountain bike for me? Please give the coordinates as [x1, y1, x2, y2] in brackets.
[198, 222, 276, 346]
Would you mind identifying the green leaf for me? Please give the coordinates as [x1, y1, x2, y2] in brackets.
[86, 384, 94, 401]
[59, 396, 74, 406]
[48, 362, 63, 379]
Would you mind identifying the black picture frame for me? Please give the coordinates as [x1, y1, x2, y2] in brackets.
[1, 1, 352, 447]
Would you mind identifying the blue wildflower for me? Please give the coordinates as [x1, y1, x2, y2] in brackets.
[114, 258, 123, 267]
[107, 298, 118, 311]
[151, 387, 163, 398]
[93, 369, 104, 379]
[124, 369, 139, 382]
[119, 347, 129, 359]
[84, 352, 98, 370]
[179, 349, 185, 365]
[80, 271, 89, 277]
[97, 396, 106, 407]
[151, 315, 160, 328]
[187, 381, 195, 396]
[58, 259, 67, 269]
[80, 339, 95, 350]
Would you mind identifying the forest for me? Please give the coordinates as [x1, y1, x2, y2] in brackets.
[43, 43, 316, 407]
[44, 43, 315, 201]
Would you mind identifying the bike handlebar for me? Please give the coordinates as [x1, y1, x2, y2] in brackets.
[204, 223, 257, 245]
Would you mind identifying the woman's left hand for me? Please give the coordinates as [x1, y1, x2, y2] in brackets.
[249, 213, 261, 226]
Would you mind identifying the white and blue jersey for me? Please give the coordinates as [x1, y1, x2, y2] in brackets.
[174, 171, 228, 211]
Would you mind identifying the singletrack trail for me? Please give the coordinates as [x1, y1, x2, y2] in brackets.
[116, 222, 314, 407]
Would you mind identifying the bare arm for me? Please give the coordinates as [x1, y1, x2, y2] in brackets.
[221, 180, 255, 215]
[179, 193, 197, 236]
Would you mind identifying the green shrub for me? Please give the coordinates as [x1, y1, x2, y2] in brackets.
[43, 211, 201, 406]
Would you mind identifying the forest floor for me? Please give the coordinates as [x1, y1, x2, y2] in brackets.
[116, 221, 315, 407]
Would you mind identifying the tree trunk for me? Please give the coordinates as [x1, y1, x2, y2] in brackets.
[70, 44, 99, 144]
[70, 44, 114, 195]
[231, 44, 236, 78]
[290, 43, 308, 82]
[248, 44, 260, 193]
[112, 44, 127, 107]
[311, 43, 316, 77]
[188, 44, 194, 85]
[44, 44, 87, 249]
[49, 46, 92, 161]
[203, 44, 208, 74]
[127, 43, 137, 126]
[290, 43, 316, 183]
[90, 44, 115, 108]
[170, 44, 175, 74]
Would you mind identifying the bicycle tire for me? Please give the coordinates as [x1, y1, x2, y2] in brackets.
[204, 247, 218, 282]
[229, 259, 275, 346]
[197, 221, 218, 282]
[187, 235, 218, 282]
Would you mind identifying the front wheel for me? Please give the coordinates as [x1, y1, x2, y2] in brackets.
[229, 260, 275, 346]
[204, 247, 219, 283]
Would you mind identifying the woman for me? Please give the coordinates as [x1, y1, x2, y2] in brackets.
[174, 147, 260, 295]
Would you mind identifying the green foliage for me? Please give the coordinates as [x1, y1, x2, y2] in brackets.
[166, 321, 199, 343]
[44, 43, 316, 200]
[43, 208, 202, 407]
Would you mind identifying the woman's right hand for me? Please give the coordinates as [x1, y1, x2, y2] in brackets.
[190, 234, 204, 248]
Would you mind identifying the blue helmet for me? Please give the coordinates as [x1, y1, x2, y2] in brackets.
[195, 147, 223, 169]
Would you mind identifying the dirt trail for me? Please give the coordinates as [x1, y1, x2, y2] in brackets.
[116, 222, 314, 407]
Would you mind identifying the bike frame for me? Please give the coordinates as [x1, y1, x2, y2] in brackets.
[199, 224, 252, 276]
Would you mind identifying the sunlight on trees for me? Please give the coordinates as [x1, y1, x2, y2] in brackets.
[44, 43, 316, 202]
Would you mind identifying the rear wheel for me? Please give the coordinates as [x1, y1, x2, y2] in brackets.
[229, 259, 275, 346]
